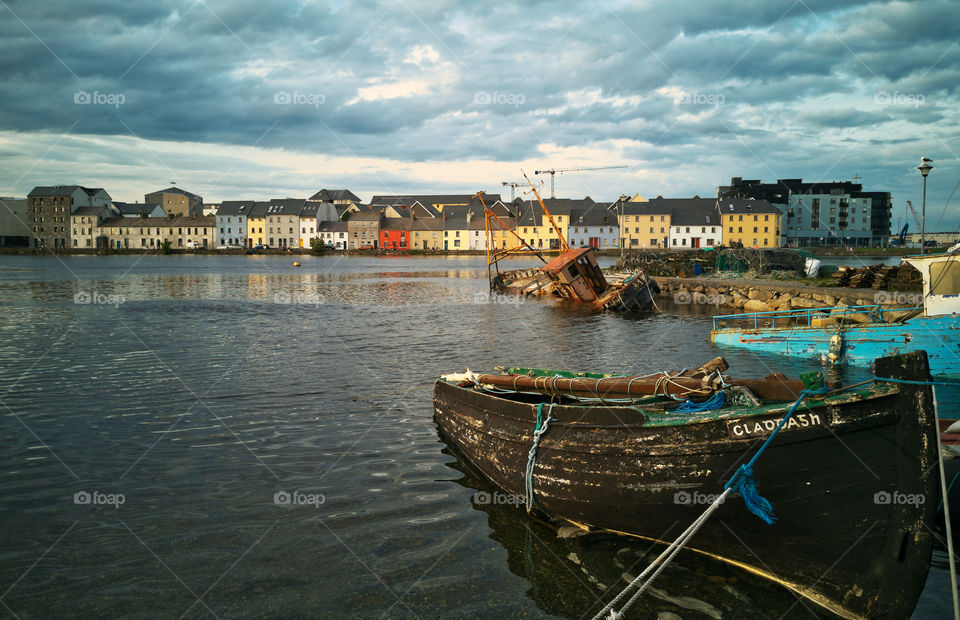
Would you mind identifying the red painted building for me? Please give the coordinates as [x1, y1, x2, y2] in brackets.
[379, 218, 410, 250]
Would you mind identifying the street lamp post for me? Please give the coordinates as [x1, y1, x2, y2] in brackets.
[918, 157, 933, 254]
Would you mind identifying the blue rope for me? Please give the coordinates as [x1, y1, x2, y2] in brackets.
[873, 376, 960, 388]
[725, 387, 827, 524]
[676, 391, 725, 413]
[524, 402, 555, 513]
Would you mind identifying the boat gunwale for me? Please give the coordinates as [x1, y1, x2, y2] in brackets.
[434, 377, 900, 429]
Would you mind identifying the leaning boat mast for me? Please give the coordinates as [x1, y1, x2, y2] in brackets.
[475, 190, 547, 291]
[522, 170, 570, 253]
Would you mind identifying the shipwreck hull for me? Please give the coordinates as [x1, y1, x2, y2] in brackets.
[433, 353, 938, 619]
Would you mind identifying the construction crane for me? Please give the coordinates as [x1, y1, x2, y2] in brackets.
[906, 200, 922, 228]
[533, 165, 628, 198]
[501, 181, 522, 201]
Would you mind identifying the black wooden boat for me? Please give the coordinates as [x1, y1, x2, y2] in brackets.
[433, 352, 939, 619]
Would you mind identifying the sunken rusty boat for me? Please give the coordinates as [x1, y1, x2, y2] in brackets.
[433, 352, 939, 619]
[493, 246, 660, 313]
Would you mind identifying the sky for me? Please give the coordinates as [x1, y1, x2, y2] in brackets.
[0, 0, 958, 229]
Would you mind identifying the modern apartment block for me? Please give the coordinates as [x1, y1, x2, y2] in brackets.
[719, 177, 892, 247]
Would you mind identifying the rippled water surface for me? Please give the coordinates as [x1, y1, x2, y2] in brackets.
[0, 254, 952, 618]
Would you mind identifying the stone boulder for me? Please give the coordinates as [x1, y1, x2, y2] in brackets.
[790, 296, 827, 309]
[743, 300, 771, 313]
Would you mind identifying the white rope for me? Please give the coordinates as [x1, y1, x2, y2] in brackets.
[592, 487, 733, 620]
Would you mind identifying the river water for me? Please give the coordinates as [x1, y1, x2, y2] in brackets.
[0, 254, 952, 619]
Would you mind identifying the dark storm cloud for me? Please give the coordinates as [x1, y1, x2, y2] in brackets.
[0, 0, 958, 222]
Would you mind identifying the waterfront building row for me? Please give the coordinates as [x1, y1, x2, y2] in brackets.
[11, 179, 895, 252]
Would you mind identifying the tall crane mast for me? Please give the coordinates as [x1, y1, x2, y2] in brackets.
[533, 165, 628, 198]
[906, 201, 922, 228]
[501, 181, 522, 201]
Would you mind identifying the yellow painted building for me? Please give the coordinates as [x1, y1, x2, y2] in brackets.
[246, 203, 267, 247]
[618, 199, 671, 249]
[719, 200, 782, 248]
[410, 218, 443, 249]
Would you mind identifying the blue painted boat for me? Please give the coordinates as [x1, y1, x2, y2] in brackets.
[710, 252, 960, 376]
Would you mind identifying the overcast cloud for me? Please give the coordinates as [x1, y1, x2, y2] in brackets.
[0, 0, 958, 228]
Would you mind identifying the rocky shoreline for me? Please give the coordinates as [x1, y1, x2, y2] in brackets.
[654, 276, 922, 320]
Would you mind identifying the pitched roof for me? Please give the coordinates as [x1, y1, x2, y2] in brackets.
[113, 201, 162, 216]
[715, 198, 781, 215]
[410, 218, 443, 231]
[245, 202, 270, 217]
[309, 189, 360, 202]
[71, 205, 113, 216]
[263, 198, 306, 215]
[619, 200, 673, 216]
[28, 185, 92, 197]
[380, 218, 410, 231]
[217, 200, 257, 216]
[299, 202, 320, 217]
[99, 216, 216, 228]
[647, 198, 718, 226]
[369, 194, 501, 209]
[318, 221, 348, 232]
[569, 204, 616, 227]
[349, 210, 382, 221]
[147, 187, 202, 200]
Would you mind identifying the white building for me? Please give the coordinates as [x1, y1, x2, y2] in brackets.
[318, 221, 348, 249]
[215, 201, 253, 248]
[565, 206, 619, 250]
[645, 198, 721, 249]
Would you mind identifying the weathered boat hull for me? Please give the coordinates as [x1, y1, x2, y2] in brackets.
[710, 314, 960, 376]
[433, 353, 938, 619]
[596, 274, 660, 312]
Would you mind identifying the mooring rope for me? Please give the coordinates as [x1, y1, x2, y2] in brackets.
[524, 402, 555, 514]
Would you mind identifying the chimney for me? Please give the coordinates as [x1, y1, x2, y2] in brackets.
[466, 211, 473, 224]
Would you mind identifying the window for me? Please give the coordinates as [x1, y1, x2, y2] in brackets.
[753, 227, 758, 233]
[738, 227, 742, 233]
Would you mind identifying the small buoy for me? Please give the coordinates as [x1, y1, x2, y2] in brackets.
[293, 262, 301, 267]
[827, 332, 844, 364]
